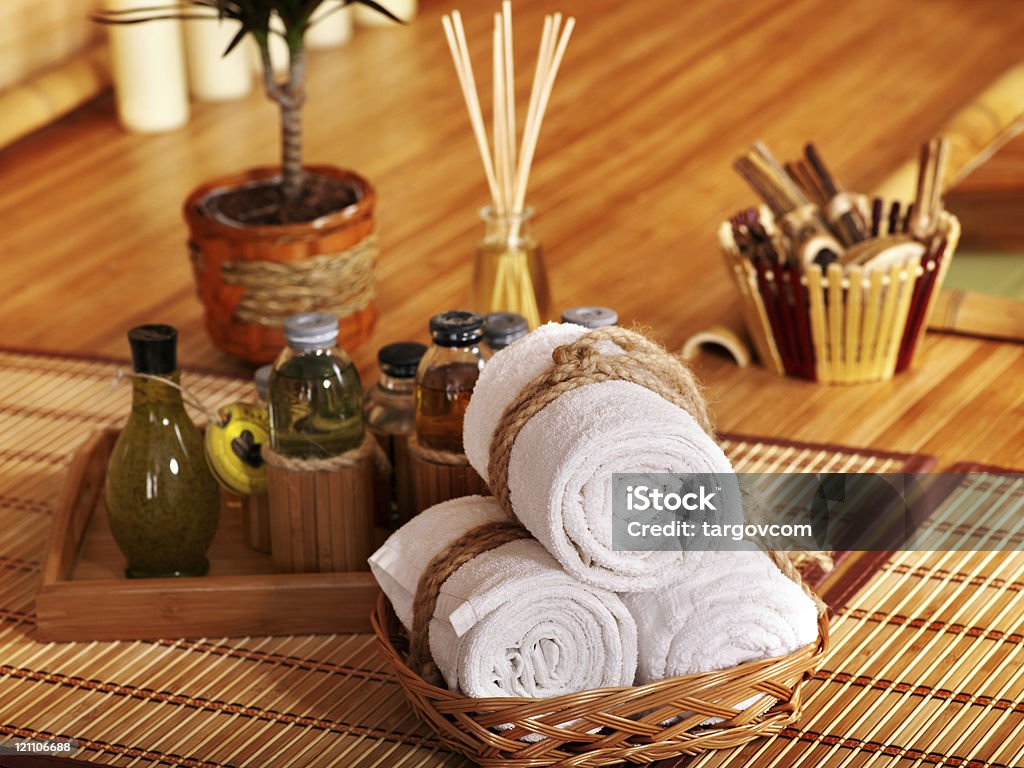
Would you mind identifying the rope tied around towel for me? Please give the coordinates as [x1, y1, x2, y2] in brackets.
[486, 326, 712, 519]
[215, 232, 378, 325]
[408, 520, 531, 681]
[484, 325, 827, 615]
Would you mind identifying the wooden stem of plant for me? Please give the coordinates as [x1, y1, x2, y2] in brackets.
[281, 46, 307, 206]
[257, 33, 307, 211]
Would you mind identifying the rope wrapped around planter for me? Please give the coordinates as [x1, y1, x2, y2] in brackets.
[219, 232, 378, 325]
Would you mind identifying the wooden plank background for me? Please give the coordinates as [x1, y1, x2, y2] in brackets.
[1, 1, 1023, 457]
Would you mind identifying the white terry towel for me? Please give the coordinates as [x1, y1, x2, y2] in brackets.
[621, 549, 820, 685]
[369, 496, 638, 698]
[463, 322, 742, 592]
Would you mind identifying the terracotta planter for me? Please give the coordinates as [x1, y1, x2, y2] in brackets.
[184, 165, 377, 363]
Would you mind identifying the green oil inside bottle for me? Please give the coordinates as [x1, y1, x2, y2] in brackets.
[105, 325, 220, 578]
[269, 349, 365, 459]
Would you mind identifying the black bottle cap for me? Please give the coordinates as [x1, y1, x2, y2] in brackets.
[484, 312, 528, 350]
[127, 324, 178, 375]
[378, 342, 427, 378]
[429, 310, 485, 347]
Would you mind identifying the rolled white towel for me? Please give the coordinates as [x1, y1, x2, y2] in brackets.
[463, 323, 741, 592]
[369, 496, 638, 698]
[464, 322, 593, 480]
[621, 549, 820, 685]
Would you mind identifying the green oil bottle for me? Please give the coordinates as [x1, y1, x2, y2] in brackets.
[105, 325, 220, 578]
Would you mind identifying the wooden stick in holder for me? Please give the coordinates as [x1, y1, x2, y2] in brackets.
[224, 491, 271, 554]
[408, 435, 490, 514]
[264, 435, 387, 573]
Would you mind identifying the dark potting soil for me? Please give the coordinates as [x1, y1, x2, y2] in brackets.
[203, 172, 361, 226]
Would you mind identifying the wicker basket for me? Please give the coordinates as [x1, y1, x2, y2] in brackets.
[371, 594, 829, 768]
[720, 207, 960, 384]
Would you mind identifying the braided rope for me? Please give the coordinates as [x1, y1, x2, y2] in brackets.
[408, 434, 473, 467]
[486, 326, 712, 518]
[219, 233, 378, 324]
[407, 520, 531, 681]
[262, 432, 389, 475]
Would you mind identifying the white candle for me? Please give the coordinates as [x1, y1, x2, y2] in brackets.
[355, 0, 417, 27]
[306, 5, 354, 50]
[105, 0, 189, 133]
[184, 10, 252, 101]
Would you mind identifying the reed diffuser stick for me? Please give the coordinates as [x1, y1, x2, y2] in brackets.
[502, 0, 517, 203]
[442, 4, 575, 328]
[513, 16, 575, 220]
[441, 13, 501, 207]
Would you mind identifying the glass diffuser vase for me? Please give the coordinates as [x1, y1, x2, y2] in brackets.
[469, 207, 550, 329]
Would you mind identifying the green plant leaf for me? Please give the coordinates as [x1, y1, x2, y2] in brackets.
[222, 22, 251, 55]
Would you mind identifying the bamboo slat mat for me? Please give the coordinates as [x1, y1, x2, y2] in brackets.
[678, 471, 1024, 768]
[0, 350, 930, 768]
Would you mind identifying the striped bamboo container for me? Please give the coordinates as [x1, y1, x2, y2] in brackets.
[720, 209, 960, 384]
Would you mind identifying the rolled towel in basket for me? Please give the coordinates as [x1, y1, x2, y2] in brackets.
[369, 495, 638, 698]
[463, 323, 742, 592]
[622, 549, 820, 685]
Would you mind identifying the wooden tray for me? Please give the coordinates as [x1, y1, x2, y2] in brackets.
[36, 428, 379, 642]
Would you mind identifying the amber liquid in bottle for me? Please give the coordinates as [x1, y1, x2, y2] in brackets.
[415, 362, 481, 453]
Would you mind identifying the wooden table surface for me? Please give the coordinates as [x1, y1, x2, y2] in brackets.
[2, 0, 1023, 468]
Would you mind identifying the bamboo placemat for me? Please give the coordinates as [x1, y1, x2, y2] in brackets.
[669, 469, 1024, 768]
[0, 350, 931, 768]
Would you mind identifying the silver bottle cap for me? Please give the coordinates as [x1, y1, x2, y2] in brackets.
[283, 312, 339, 350]
[484, 312, 528, 350]
[561, 306, 618, 328]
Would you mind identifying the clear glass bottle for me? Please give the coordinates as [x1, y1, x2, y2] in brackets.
[416, 311, 488, 453]
[483, 312, 528, 353]
[561, 306, 618, 328]
[366, 342, 426, 530]
[470, 207, 550, 330]
[268, 312, 364, 459]
[105, 325, 220, 578]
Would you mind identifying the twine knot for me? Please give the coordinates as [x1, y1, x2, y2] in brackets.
[486, 326, 713, 517]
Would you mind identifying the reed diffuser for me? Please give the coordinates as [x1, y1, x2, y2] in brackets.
[442, 3, 575, 329]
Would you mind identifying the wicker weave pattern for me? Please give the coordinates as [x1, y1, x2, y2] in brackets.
[373, 596, 828, 768]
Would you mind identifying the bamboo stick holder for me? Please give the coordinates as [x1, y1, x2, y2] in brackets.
[222, 491, 271, 553]
[408, 435, 489, 513]
[720, 208, 960, 384]
[240, 492, 271, 553]
[265, 436, 382, 573]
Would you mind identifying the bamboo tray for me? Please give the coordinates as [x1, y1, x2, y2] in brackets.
[36, 428, 378, 643]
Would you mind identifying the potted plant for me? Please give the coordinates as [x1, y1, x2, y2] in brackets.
[95, 1, 400, 363]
